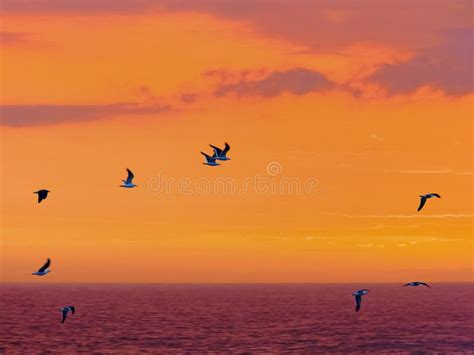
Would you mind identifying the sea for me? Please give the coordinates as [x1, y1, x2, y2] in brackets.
[1, 283, 473, 354]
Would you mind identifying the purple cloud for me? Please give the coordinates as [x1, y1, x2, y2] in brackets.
[2, 1, 469, 50]
[368, 28, 473, 96]
[0, 0, 154, 14]
[0, 102, 172, 127]
[159, 1, 471, 50]
[180, 93, 198, 103]
[2, 1, 471, 97]
[215, 68, 334, 97]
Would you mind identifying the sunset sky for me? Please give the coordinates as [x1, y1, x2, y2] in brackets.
[1, 0, 472, 283]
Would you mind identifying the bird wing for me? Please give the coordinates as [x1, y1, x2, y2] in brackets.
[431, 194, 441, 198]
[222, 142, 230, 154]
[37, 190, 47, 203]
[403, 283, 411, 286]
[125, 169, 134, 184]
[355, 295, 362, 312]
[201, 152, 215, 163]
[69, 306, 75, 314]
[209, 144, 222, 155]
[419, 282, 430, 288]
[417, 196, 427, 211]
[61, 309, 68, 323]
[38, 258, 51, 272]
[201, 151, 210, 160]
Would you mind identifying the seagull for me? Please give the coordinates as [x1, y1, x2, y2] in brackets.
[120, 169, 137, 188]
[209, 142, 231, 161]
[32, 258, 51, 276]
[60, 306, 75, 323]
[34, 189, 50, 203]
[417, 193, 441, 211]
[352, 289, 369, 312]
[201, 152, 220, 166]
[404, 281, 430, 288]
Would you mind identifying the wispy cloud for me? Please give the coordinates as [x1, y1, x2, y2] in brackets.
[355, 243, 385, 248]
[355, 243, 373, 247]
[304, 236, 329, 241]
[370, 133, 384, 142]
[180, 93, 198, 103]
[0, 31, 31, 46]
[0, 102, 172, 126]
[397, 169, 454, 174]
[0, 0, 154, 14]
[392, 170, 473, 175]
[368, 28, 473, 96]
[324, 213, 474, 219]
[215, 68, 334, 98]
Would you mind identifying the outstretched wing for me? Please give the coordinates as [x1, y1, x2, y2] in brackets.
[69, 306, 75, 314]
[36, 190, 47, 203]
[222, 142, 230, 154]
[419, 282, 430, 288]
[417, 196, 427, 211]
[355, 295, 362, 312]
[125, 169, 134, 184]
[38, 258, 51, 273]
[431, 193, 441, 198]
[61, 309, 68, 323]
[201, 152, 216, 163]
[209, 144, 223, 156]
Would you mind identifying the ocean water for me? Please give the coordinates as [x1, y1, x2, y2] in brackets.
[0, 283, 473, 354]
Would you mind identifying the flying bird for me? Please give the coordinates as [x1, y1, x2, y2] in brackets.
[60, 306, 75, 323]
[404, 281, 430, 288]
[201, 152, 220, 166]
[352, 289, 369, 312]
[417, 193, 441, 211]
[32, 258, 51, 276]
[120, 169, 137, 188]
[209, 142, 231, 161]
[34, 189, 50, 203]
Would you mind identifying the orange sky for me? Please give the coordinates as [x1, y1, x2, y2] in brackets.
[1, 1, 472, 283]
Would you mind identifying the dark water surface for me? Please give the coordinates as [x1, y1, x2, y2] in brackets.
[1, 284, 473, 353]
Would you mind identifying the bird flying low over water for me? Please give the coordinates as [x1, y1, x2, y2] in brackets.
[60, 306, 75, 323]
[417, 193, 441, 211]
[201, 152, 220, 166]
[352, 289, 369, 312]
[210, 142, 231, 161]
[404, 281, 430, 288]
[32, 258, 51, 276]
[120, 169, 137, 188]
[34, 189, 50, 203]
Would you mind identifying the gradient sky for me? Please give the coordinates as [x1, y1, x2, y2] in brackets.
[1, 0, 472, 283]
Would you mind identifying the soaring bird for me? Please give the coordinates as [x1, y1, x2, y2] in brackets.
[417, 193, 441, 211]
[34, 189, 50, 203]
[120, 169, 137, 188]
[32, 258, 51, 276]
[60, 306, 75, 323]
[201, 152, 220, 166]
[404, 281, 430, 288]
[209, 142, 231, 161]
[352, 289, 369, 312]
